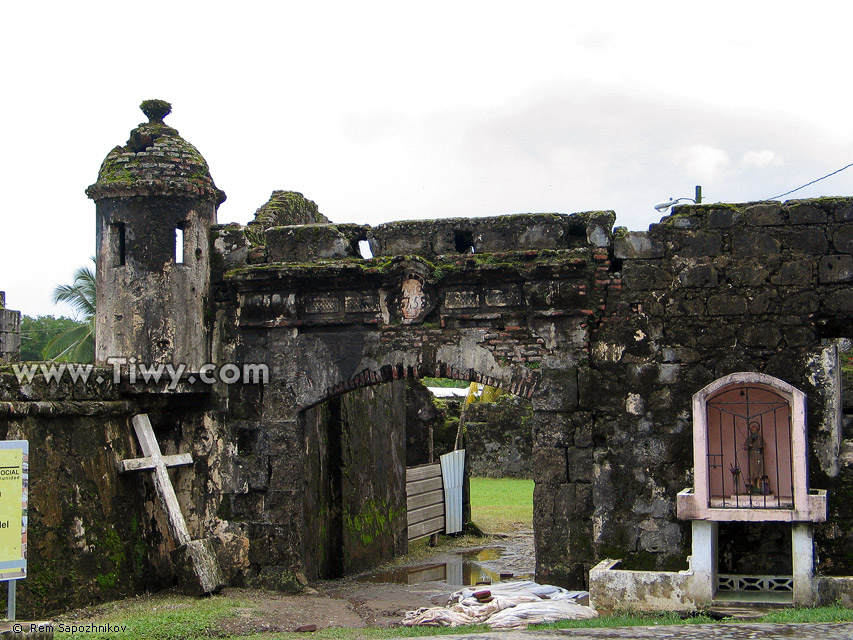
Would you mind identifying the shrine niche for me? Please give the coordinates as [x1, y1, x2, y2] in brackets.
[678, 372, 827, 523]
[675, 372, 828, 606]
[705, 383, 793, 509]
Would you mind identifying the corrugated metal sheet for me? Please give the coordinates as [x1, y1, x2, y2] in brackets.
[441, 449, 465, 534]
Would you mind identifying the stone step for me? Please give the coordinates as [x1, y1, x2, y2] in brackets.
[707, 600, 792, 620]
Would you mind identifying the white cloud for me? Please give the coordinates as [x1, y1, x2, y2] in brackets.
[671, 145, 731, 182]
[741, 149, 781, 168]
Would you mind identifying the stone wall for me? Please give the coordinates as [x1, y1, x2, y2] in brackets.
[462, 395, 533, 478]
[302, 383, 407, 580]
[15, 184, 853, 614]
[210, 199, 853, 589]
[0, 292, 21, 363]
[0, 371, 171, 616]
[561, 198, 853, 584]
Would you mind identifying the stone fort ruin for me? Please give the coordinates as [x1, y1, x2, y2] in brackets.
[2, 100, 853, 614]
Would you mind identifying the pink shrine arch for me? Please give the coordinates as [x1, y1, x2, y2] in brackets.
[678, 372, 827, 523]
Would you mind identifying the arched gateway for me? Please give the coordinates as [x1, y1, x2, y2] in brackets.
[218, 219, 616, 587]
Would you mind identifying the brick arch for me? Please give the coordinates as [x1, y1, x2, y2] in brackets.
[306, 360, 540, 411]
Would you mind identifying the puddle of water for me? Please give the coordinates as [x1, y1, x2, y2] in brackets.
[358, 547, 526, 585]
[461, 547, 502, 562]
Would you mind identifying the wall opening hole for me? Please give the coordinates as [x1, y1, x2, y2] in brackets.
[455, 230, 475, 254]
[358, 240, 373, 259]
[111, 222, 126, 267]
[567, 224, 587, 248]
[175, 224, 185, 264]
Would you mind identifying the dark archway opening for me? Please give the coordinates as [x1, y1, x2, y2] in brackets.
[300, 373, 535, 583]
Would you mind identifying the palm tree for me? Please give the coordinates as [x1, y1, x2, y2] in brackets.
[45, 260, 96, 362]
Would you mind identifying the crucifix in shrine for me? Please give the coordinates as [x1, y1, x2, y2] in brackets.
[120, 414, 224, 595]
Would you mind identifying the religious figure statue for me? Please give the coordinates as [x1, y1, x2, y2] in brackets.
[742, 421, 767, 494]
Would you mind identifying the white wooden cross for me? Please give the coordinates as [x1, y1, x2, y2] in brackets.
[120, 414, 224, 595]
[120, 414, 194, 547]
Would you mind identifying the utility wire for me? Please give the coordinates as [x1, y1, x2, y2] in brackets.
[769, 162, 853, 200]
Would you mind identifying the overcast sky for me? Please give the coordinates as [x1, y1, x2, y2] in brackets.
[3, 2, 853, 317]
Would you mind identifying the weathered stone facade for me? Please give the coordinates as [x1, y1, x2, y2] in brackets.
[460, 395, 533, 478]
[0, 292, 21, 363]
[2, 103, 852, 614]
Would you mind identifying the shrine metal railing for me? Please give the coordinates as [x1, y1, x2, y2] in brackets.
[706, 385, 794, 509]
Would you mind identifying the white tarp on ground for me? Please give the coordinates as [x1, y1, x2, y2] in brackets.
[401, 580, 597, 630]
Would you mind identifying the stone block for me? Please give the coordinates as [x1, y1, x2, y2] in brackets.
[578, 368, 623, 412]
[832, 201, 853, 221]
[707, 294, 748, 315]
[665, 214, 700, 229]
[822, 289, 853, 314]
[707, 207, 741, 228]
[247, 523, 300, 565]
[741, 324, 782, 348]
[785, 291, 820, 314]
[531, 411, 578, 448]
[833, 224, 853, 253]
[732, 232, 781, 256]
[567, 447, 594, 483]
[771, 261, 813, 286]
[523, 281, 587, 310]
[784, 325, 816, 347]
[574, 420, 593, 448]
[819, 255, 853, 283]
[531, 369, 578, 411]
[678, 263, 717, 287]
[231, 491, 265, 519]
[266, 224, 355, 262]
[573, 482, 593, 516]
[250, 565, 308, 592]
[614, 232, 664, 259]
[727, 265, 769, 287]
[787, 202, 827, 224]
[749, 290, 778, 314]
[742, 202, 785, 226]
[533, 447, 567, 483]
[675, 231, 722, 258]
[171, 538, 226, 596]
[782, 228, 828, 255]
[444, 290, 479, 309]
[622, 262, 672, 290]
[661, 347, 700, 363]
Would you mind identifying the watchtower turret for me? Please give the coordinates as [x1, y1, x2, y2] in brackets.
[87, 100, 225, 369]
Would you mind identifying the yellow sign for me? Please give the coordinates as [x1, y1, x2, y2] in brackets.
[0, 441, 27, 580]
[0, 449, 22, 562]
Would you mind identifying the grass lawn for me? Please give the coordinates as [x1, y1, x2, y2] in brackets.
[50, 594, 853, 640]
[469, 476, 533, 532]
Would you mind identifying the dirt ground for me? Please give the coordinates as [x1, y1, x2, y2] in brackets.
[220, 529, 536, 634]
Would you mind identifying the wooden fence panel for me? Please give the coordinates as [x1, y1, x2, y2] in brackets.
[405, 463, 444, 542]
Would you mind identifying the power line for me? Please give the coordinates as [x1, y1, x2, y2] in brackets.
[769, 162, 853, 200]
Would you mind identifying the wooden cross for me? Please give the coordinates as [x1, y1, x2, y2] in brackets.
[120, 413, 224, 595]
[120, 414, 194, 547]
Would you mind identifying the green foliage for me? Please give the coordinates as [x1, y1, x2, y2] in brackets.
[420, 377, 468, 389]
[755, 603, 853, 623]
[47, 260, 96, 362]
[48, 591, 853, 640]
[20, 315, 85, 361]
[95, 528, 126, 590]
[57, 594, 241, 640]
[470, 477, 533, 532]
